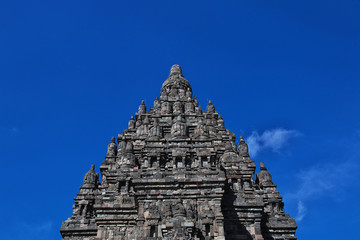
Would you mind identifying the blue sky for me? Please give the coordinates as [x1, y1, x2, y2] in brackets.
[0, 1, 359, 239]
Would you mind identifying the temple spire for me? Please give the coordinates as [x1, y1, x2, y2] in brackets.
[161, 64, 192, 101]
[169, 64, 183, 76]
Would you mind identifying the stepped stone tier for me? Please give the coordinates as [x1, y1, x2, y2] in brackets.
[60, 65, 297, 240]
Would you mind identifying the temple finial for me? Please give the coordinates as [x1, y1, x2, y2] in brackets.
[169, 64, 183, 76]
[238, 136, 249, 157]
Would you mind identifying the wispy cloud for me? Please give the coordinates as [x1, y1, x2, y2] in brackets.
[296, 200, 307, 222]
[1, 126, 19, 136]
[246, 128, 301, 157]
[287, 161, 358, 222]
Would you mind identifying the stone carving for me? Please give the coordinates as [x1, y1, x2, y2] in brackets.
[193, 118, 208, 139]
[148, 118, 162, 139]
[170, 115, 187, 138]
[256, 162, 274, 187]
[61, 65, 297, 240]
[154, 96, 160, 110]
[238, 136, 249, 157]
[106, 137, 117, 157]
[185, 97, 195, 113]
[161, 101, 171, 114]
[172, 100, 183, 115]
[136, 116, 149, 137]
[217, 115, 225, 129]
[82, 165, 99, 189]
[207, 100, 215, 113]
[138, 100, 146, 114]
[117, 134, 126, 153]
[128, 116, 135, 129]
[172, 201, 186, 217]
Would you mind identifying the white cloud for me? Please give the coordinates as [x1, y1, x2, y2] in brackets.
[246, 128, 301, 157]
[286, 161, 358, 222]
[295, 200, 307, 222]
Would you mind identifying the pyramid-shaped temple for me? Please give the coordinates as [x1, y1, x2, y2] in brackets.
[60, 65, 297, 240]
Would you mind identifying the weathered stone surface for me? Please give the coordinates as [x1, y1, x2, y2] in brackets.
[60, 65, 297, 240]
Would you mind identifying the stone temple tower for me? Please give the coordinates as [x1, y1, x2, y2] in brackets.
[60, 65, 297, 240]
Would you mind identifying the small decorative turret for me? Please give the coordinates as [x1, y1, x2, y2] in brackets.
[106, 137, 117, 157]
[138, 100, 146, 114]
[207, 100, 215, 113]
[154, 96, 160, 110]
[81, 165, 99, 189]
[169, 64, 183, 76]
[217, 115, 225, 129]
[185, 97, 195, 113]
[256, 162, 274, 188]
[128, 116, 135, 129]
[238, 136, 249, 157]
[117, 134, 126, 153]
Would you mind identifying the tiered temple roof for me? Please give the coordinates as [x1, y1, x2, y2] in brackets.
[60, 65, 297, 240]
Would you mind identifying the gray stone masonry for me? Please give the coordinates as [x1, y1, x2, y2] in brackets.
[60, 65, 297, 240]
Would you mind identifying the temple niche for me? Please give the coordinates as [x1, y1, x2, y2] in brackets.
[60, 65, 297, 240]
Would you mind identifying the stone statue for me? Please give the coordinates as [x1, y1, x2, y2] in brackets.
[161, 101, 172, 114]
[185, 97, 195, 113]
[217, 115, 225, 129]
[154, 96, 160, 110]
[82, 165, 99, 189]
[136, 116, 149, 137]
[256, 162, 274, 187]
[185, 89, 192, 98]
[118, 142, 136, 168]
[170, 115, 187, 138]
[193, 118, 208, 139]
[148, 118, 162, 139]
[138, 100, 146, 114]
[117, 134, 126, 153]
[128, 116, 135, 129]
[106, 137, 117, 157]
[172, 100, 183, 115]
[135, 118, 142, 128]
[238, 136, 249, 157]
[207, 100, 215, 113]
